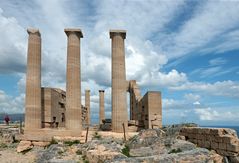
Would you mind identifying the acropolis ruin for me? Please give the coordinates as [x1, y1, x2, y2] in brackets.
[22, 28, 162, 140]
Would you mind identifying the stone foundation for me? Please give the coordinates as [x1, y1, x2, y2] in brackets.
[180, 127, 239, 157]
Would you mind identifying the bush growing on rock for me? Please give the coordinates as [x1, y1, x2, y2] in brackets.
[121, 145, 130, 157]
[64, 140, 80, 146]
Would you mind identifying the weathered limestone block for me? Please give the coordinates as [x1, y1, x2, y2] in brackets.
[227, 143, 239, 152]
[229, 156, 239, 163]
[218, 143, 227, 150]
[216, 149, 238, 157]
[211, 142, 219, 149]
[17, 141, 33, 153]
[32, 141, 50, 147]
[204, 141, 211, 148]
[180, 127, 239, 157]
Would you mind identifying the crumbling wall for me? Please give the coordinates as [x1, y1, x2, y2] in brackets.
[180, 127, 239, 157]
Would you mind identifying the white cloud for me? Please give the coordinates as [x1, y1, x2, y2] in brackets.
[0, 90, 24, 113]
[170, 80, 239, 98]
[209, 57, 227, 66]
[163, 1, 239, 58]
[184, 93, 201, 102]
[195, 107, 239, 121]
[140, 69, 187, 88]
[0, 8, 26, 74]
[193, 101, 200, 105]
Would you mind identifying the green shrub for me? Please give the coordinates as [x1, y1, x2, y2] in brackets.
[64, 140, 80, 146]
[168, 148, 182, 154]
[82, 155, 89, 163]
[0, 143, 7, 148]
[58, 150, 64, 155]
[92, 132, 101, 139]
[121, 145, 130, 157]
[76, 149, 82, 155]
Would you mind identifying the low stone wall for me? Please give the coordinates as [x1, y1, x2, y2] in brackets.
[180, 127, 239, 157]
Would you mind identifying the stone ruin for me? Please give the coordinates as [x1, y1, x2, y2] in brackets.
[23, 28, 162, 140]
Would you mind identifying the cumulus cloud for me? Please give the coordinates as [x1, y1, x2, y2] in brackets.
[0, 8, 26, 74]
[139, 69, 187, 88]
[194, 107, 239, 122]
[0, 90, 24, 113]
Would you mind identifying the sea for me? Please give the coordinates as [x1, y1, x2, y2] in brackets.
[0, 114, 239, 135]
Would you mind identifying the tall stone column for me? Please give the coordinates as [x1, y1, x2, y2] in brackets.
[65, 28, 83, 131]
[110, 30, 128, 132]
[25, 28, 42, 130]
[99, 90, 105, 125]
[85, 90, 90, 125]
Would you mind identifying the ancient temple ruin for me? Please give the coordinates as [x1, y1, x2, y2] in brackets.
[23, 28, 162, 140]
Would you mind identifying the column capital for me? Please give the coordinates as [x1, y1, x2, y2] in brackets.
[27, 28, 41, 36]
[85, 90, 90, 93]
[109, 29, 126, 39]
[64, 28, 83, 38]
[99, 90, 105, 93]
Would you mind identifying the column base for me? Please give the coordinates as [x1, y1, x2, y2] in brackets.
[21, 128, 82, 141]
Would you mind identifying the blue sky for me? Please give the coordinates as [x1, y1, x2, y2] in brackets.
[0, 0, 239, 126]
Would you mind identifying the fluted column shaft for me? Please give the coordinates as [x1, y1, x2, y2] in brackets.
[110, 30, 128, 132]
[99, 90, 105, 125]
[65, 29, 83, 131]
[85, 90, 90, 125]
[25, 28, 42, 130]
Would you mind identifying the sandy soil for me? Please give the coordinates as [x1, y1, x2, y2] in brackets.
[0, 148, 37, 163]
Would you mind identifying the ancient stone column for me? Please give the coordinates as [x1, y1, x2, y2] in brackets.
[85, 90, 90, 125]
[99, 90, 105, 125]
[25, 28, 42, 130]
[65, 28, 83, 131]
[110, 30, 128, 132]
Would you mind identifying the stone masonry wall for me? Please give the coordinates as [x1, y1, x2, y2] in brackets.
[180, 127, 239, 157]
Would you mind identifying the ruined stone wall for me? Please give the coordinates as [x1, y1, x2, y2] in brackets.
[137, 92, 162, 129]
[180, 127, 239, 157]
[41, 87, 66, 127]
[41, 88, 51, 127]
[50, 88, 66, 127]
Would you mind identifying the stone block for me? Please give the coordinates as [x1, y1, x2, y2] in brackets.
[228, 156, 239, 163]
[211, 142, 219, 149]
[204, 141, 211, 148]
[210, 128, 223, 136]
[227, 143, 239, 152]
[32, 141, 50, 147]
[216, 149, 238, 157]
[196, 134, 204, 140]
[192, 128, 199, 134]
[203, 128, 211, 134]
[222, 136, 237, 144]
[218, 143, 227, 150]
[214, 136, 223, 143]
[198, 140, 204, 147]
[186, 128, 194, 134]
[17, 141, 33, 153]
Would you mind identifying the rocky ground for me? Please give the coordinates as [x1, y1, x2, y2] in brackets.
[0, 124, 238, 163]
